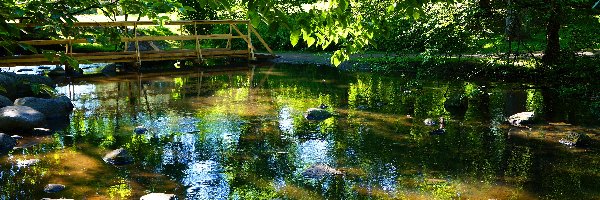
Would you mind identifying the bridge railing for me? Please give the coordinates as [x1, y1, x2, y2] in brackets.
[4, 20, 274, 66]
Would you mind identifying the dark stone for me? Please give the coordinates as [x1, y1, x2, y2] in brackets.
[559, 132, 590, 147]
[32, 128, 53, 135]
[302, 164, 343, 179]
[430, 128, 446, 135]
[140, 193, 176, 200]
[304, 108, 332, 121]
[0, 106, 46, 132]
[0, 95, 12, 108]
[0, 73, 18, 98]
[0, 133, 17, 152]
[507, 112, 536, 127]
[43, 184, 65, 193]
[103, 148, 134, 165]
[0, 72, 54, 99]
[14, 96, 74, 119]
[134, 126, 148, 134]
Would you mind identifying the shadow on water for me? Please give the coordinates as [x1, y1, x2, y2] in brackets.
[1, 62, 600, 199]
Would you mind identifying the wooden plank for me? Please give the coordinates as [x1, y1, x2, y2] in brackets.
[121, 34, 240, 42]
[11, 20, 251, 28]
[230, 25, 255, 51]
[249, 26, 275, 56]
[18, 34, 243, 46]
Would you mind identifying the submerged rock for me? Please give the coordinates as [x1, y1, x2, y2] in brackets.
[140, 193, 176, 200]
[302, 164, 343, 179]
[0, 133, 17, 152]
[559, 132, 590, 147]
[16, 159, 41, 167]
[0, 106, 46, 132]
[304, 108, 332, 121]
[423, 118, 436, 126]
[0, 95, 12, 108]
[134, 126, 148, 134]
[103, 148, 134, 165]
[430, 128, 446, 135]
[32, 128, 53, 135]
[44, 184, 65, 193]
[507, 112, 536, 127]
[14, 96, 74, 119]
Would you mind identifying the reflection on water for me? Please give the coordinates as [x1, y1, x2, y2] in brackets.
[1, 63, 600, 199]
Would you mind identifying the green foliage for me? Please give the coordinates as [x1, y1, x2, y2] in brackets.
[30, 83, 57, 98]
[137, 26, 175, 37]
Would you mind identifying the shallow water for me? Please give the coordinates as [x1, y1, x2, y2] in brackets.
[1, 63, 600, 199]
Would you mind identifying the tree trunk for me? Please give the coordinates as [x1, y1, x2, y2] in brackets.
[542, 1, 561, 64]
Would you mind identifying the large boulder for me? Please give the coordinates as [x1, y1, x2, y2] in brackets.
[0, 72, 54, 99]
[103, 148, 134, 165]
[14, 96, 74, 119]
[0, 106, 46, 132]
[304, 108, 332, 121]
[0, 133, 17, 152]
[0, 73, 18, 98]
[0, 95, 12, 109]
[507, 112, 536, 127]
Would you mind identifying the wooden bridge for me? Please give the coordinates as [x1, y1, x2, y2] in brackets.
[0, 20, 275, 67]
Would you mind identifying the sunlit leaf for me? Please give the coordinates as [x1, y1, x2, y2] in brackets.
[290, 29, 300, 47]
[413, 10, 421, 19]
[42, 50, 57, 62]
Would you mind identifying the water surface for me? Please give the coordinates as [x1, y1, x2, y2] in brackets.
[1, 63, 600, 199]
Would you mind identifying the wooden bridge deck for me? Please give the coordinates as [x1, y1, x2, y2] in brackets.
[1, 20, 275, 67]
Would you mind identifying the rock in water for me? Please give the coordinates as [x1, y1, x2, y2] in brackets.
[304, 108, 332, 121]
[559, 132, 590, 147]
[0, 106, 46, 132]
[32, 128, 53, 135]
[423, 118, 436, 126]
[0, 133, 17, 152]
[140, 193, 176, 200]
[0, 95, 12, 108]
[16, 159, 41, 167]
[44, 184, 65, 193]
[103, 148, 134, 165]
[507, 112, 536, 127]
[14, 96, 74, 119]
[302, 164, 343, 179]
[134, 126, 148, 134]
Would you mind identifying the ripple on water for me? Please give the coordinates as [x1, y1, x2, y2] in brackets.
[183, 160, 229, 200]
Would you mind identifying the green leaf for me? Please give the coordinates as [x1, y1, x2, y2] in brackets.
[413, 10, 420, 19]
[18, 43, 38, 54]
[30, 83, 57, 97]
[290, 29, 301, 47]
[331, 50, 348, 67]
[386, 4, 395, 13]
[42, 50, 57, 62]
[338, 0, 349, 11]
